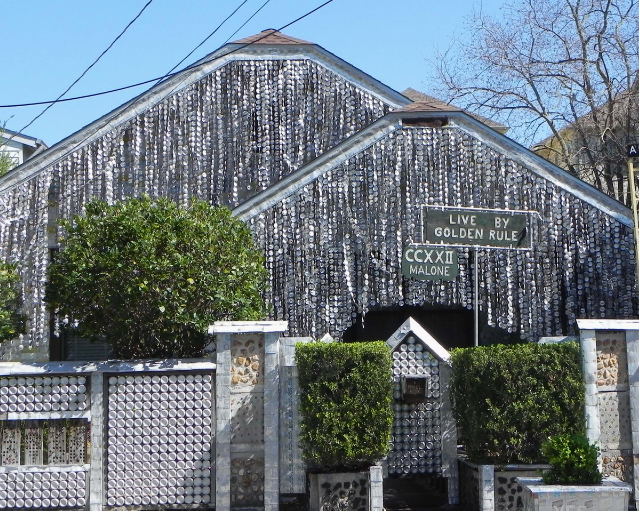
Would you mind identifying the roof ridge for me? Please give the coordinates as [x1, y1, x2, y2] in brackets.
[401, 88, 508, 133]
[231, 29, 312, 45]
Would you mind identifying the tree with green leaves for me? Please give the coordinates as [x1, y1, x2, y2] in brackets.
[0, 124, 17, 177]
[45, 196, 268, 359]
[0, 262, 26, 343]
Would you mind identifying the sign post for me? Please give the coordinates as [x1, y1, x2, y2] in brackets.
[627, 143, 639, 287]
[473, 248, 479, 347]
[421, 206, 533, 347]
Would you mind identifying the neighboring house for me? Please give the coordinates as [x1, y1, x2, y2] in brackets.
[0, 30, 635, 363]
[0, 128, 48, 171]
[532, 81, 639, 205]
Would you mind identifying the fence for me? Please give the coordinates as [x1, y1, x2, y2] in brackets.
[0, 359, 216, 511]
[0, 321, 312, 511]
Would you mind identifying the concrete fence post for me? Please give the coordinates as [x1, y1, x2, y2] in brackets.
[89, 372, 104, 511]
[369, 465, 383, 511]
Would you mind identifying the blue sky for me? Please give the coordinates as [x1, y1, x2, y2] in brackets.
[1, 0, 505, 147]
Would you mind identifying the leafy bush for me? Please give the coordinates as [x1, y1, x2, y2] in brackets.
[450, 342, 584, 463]
[296, 341, 393, 471]
[542, 433, 602, 485]
[45, 197, 267, 358]
[0, 262, 26, 343]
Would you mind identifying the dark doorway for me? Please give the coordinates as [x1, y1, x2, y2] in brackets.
[383, 475, 452, 510]
[342, 306, 474, 351]
[342, 305, 523, 347]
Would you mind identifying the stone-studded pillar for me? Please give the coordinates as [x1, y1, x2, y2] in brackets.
[209, 321, 287, 511]
[578, 319, 639, 509]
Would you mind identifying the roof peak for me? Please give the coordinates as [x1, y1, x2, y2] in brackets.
[400, 88, 508, 133]
[231, 29, 312, 45]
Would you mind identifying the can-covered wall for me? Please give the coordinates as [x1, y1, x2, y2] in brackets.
[0, 57, 392, 362]
[248, 126, 637, 342]
[0, 37, 635, 363]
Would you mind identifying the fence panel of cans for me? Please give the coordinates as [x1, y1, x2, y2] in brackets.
[104, 370, 215, 508]
[0, 372, 90, 510]
[0, 360, 216, 510]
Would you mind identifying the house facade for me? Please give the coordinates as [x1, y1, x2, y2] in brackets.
[0, 30, 636, 362]
[532, 81, 639, 205]
[0, 129, 48, 172]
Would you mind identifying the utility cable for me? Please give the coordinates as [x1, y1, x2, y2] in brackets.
[0, 0, 335, 109]
[155, 0, 252, 86]
[16, 0, 155, 132]
[0, 0, 337, 193]
[222, 0, 273, 46]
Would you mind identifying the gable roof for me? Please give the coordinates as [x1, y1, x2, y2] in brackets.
[231, 28, 312, 45]
[401, 88, 508, 134]
[385, 317, 450, 362]
[0, 128, 48, 150]
[234, 107, 633, 228]
[0, 32, 631, 230]
[0, 30, 410, 193]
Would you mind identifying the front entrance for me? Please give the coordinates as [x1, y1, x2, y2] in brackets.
[380, 318, 460, 508]
[343, 306, 474, 350]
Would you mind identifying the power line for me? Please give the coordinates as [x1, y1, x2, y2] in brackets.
[16, 0, 155, 130]
[222, 0, 274, 46]
[0, 0, 335, 110]
[1, 0, 337, 193]
[155, 0, 252, 86]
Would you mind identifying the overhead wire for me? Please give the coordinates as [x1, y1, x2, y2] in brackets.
[15, 0, 156, 131]
[154, 0, 252, 86]
[0, 0, 335, 110]
[222, 0, 274, 45]
[0, 0, 337, 193]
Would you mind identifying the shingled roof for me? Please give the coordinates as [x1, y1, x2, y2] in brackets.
[400, 88, 508, 134]
[231, 29, 312, 45]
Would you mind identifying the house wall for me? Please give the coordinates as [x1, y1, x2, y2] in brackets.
[247, 126, 637, 342]
[0, 54, 635, 363]
[0, 140, 23, 167]
[0, 58, 392, 362]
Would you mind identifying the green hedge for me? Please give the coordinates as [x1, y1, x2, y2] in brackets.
[450, 341, 584, 464]
[542, 433, 602, 485]
[295, 341, 394, 471]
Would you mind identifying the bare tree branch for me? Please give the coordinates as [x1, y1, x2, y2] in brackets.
[427, 0, 638, 205]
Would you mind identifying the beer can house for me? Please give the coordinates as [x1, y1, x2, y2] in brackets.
[0, 30, 636, 362]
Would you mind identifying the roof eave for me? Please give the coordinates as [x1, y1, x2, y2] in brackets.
[234, 109, 633, 228]
[0, 42, 410, 194]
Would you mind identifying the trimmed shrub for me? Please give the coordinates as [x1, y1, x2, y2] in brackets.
[450, 341, 584, 463]
[45, 197, 267, 358]
[542, 433, 602, 485]
[295, 341, 394, 472]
